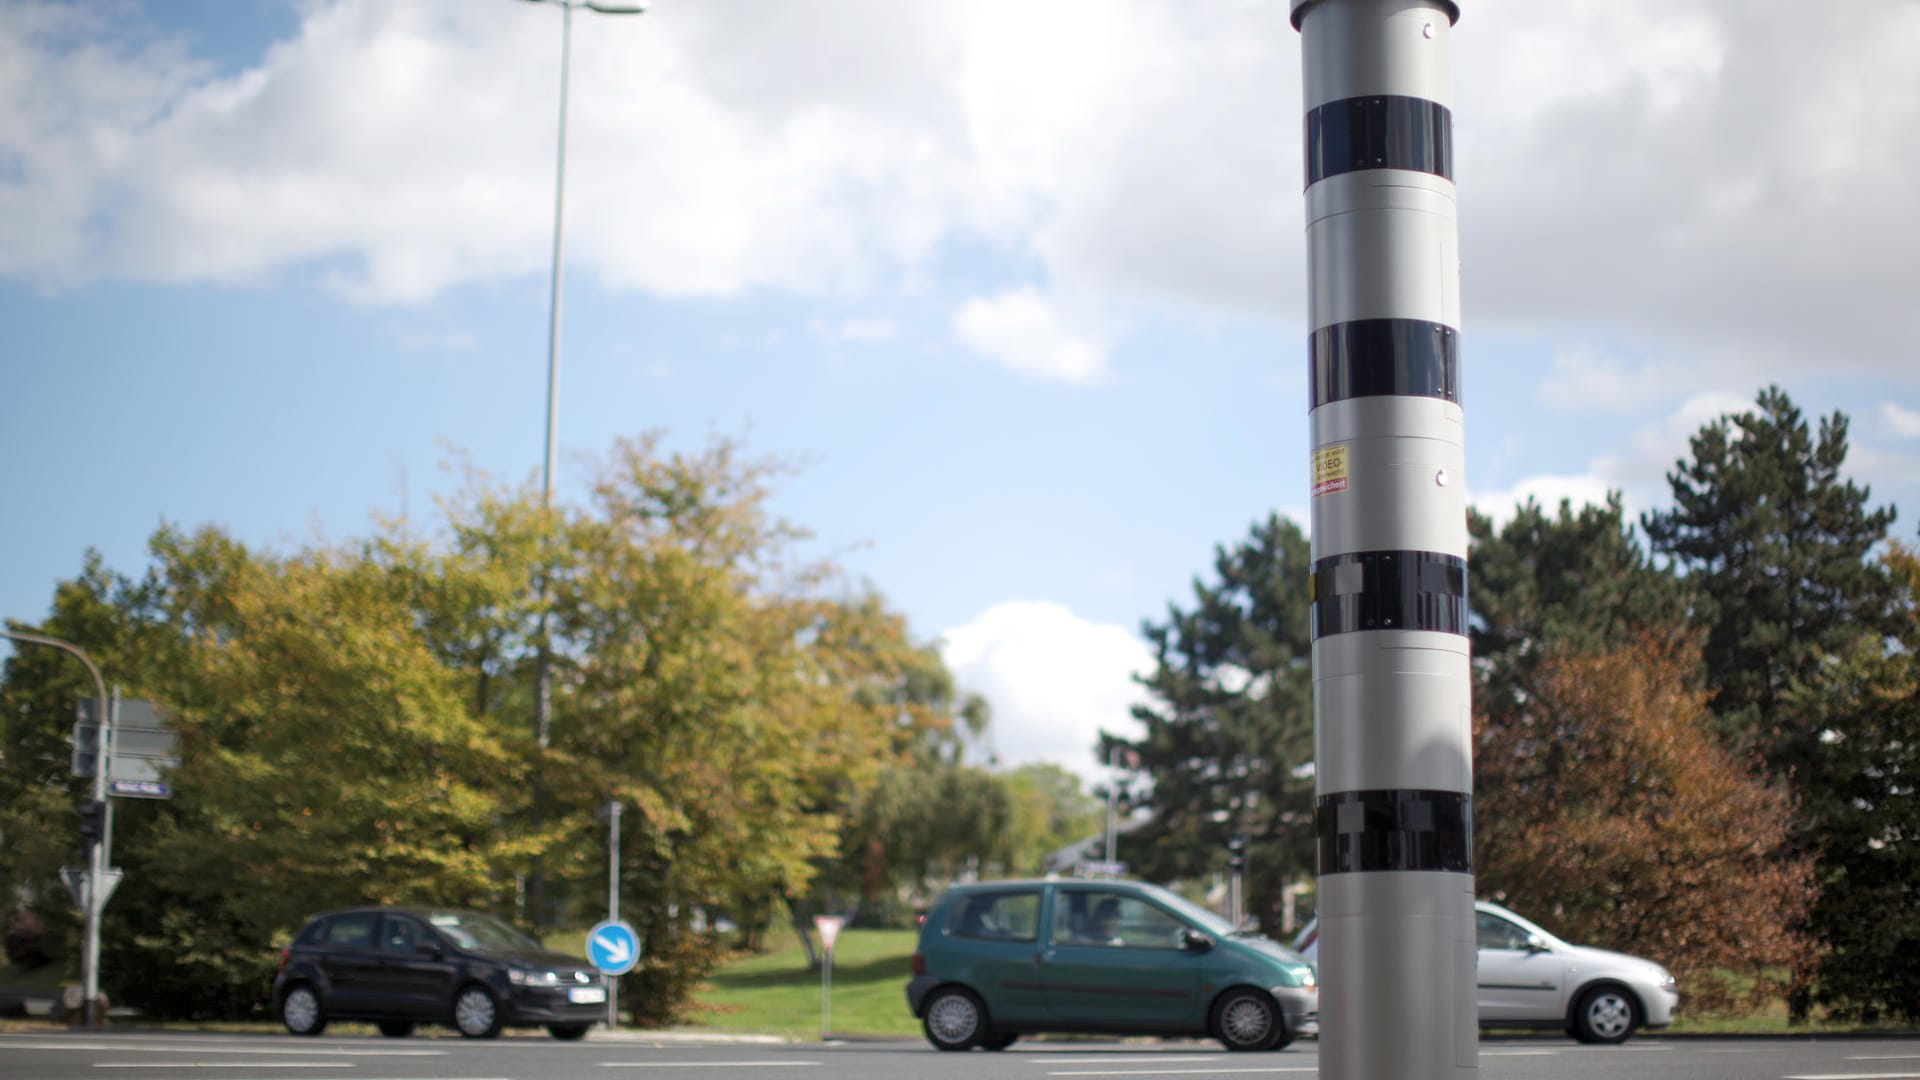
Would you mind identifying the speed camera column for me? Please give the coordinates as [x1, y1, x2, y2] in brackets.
[1292, 2, 1477, 1078]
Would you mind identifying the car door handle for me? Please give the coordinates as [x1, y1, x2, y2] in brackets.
[1038, 949, 1054, 964]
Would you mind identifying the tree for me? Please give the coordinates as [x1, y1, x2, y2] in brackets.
[1474, 635, 1812, 1011]
[0, 555, 142, 981]
[1641, 385, 1898, 776]
[1794, 542, 1920, 1022]
[0, 431, 959, 1024]
[1470, 493, 1694, 717]
[1641, 386, 1900, 1020]
[1117, 513, 1316, 930]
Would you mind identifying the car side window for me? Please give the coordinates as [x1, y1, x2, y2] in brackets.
[379, 916, 424, 953]
[1052, 890, 1186, 950]
[324, 913, 378, 949]
[1476, 912, 1531, 950]
[945, 890, 1041, 942]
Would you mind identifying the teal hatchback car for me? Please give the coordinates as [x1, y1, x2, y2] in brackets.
[905, 879, 1318, 1052]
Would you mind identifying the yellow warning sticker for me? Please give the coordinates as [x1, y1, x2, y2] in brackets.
[1312, 444, 1349, 497]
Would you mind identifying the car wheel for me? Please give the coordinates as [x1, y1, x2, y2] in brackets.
[983, 1032, 1019, 1051]
[922, 987, 989, 1051]
[452, 985, 503, 1039]
[1212, 987, 1281, 1052]
[549, 1024, 591, 1041]
[1571, 984, 1639, 1044]
[376, 1020, 414, 1038]
[280, 984, 327, 1036]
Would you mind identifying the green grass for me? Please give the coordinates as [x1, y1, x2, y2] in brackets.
[686, 926, 921, 1041]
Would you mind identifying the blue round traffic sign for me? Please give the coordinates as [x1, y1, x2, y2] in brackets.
[587, 919, 641, 975]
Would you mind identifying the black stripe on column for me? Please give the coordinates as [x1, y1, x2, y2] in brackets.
[1305, 95, 1452, 187]
[1316, 789, 1473, 874]
[1310, 319, 1459, 409]
[1310, 551, 1466, 638]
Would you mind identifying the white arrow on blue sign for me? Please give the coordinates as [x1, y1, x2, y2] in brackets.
[587, 919, 641, 975]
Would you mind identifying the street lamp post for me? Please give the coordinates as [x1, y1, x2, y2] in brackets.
[517, 0, 645, 921]
[521, 0, 646, 726]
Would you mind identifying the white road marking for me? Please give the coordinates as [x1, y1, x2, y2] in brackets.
[1481, 1050, 1559, 1056]
[598, 1063, 823, 1069]
[94, 1064, 351, 1070]
[1033, 1058, 1224, 1065]
[0, 1042, 443, 1057]
[1036, 1060, 1320, 1068]
[1852, 1058, 1920, 1062]
[1783, 1073, 1920, 1079]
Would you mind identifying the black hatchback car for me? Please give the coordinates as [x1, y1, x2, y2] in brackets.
[273, 907, 609, 1040]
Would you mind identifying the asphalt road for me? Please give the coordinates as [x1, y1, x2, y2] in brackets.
[4, 1031, 1920, 1080]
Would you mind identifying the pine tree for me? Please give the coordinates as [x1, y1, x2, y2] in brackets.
[1795, 543, 1920, 1022]
[1642, 386, 1901, 1021]
[1641, 385, 1898, 778]
[1471, 492, 1694, 720]
[1116, 514, 1316, 930]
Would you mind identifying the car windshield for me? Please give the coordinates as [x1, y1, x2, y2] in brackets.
[1137, 883, 1236, 936]
[426, 912, 540, 951]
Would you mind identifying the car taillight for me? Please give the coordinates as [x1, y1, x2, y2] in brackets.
[916, 914, 926, 927]
[279, 947, 290, 972]
[911, 952, 927, 976]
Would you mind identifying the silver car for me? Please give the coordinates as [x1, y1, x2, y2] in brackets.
[1291, 899, 1678, 1044]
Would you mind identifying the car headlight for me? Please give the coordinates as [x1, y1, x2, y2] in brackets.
[1274, 964, 1316, 991]
[509, 968, 561, 987]
[1650, 966, 1677, 989]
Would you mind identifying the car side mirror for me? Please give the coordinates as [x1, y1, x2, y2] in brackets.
[1182, 928, 1213, 953]
[1524, 934, 1549, 953]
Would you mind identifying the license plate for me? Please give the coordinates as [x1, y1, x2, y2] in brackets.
[568, 986, 607, 1005]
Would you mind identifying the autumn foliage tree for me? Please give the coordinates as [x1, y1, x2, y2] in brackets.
[0, 433, 963, 1023]
[1474, 635, 1812, 1010]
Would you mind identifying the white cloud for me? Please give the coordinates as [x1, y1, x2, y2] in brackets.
[1469, 473, 1616, 527]
[1474, 391, 1758, 527]
[1882, 403, 1920, 439]
[938, 600, 1152, 784]
[951, 288, 1107, 382]
[836, 317, 897, 343]
[387, 323, 476, 352]
[1536, 344, 1675, 414]
[1458, 0, 1920, 382]
[3, 0, 1920, 393]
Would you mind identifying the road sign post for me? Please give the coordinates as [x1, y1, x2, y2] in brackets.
[587, 917, 640, 1032]
[813, 915, 845, 1042]
[605, 801, 622, 1028]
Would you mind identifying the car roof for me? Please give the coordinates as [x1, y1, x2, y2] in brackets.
[303, 906, 490, 921]
[939, 878, 1159, 892]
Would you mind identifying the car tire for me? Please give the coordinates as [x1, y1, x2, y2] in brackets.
[983, 1032, 1019, 1051]
[452, 984, 503, 1039]
[922, 987, 989, 1051]
[1211, 987, 1282, 1052]
[280, 984, 327, 1037]
[549, 1024, 591, 1041]
[1570, 984, 1639, 1044]
[377, 1020, 414, 1038]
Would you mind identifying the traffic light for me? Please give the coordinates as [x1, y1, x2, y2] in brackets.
[78, 800, 106, 846]
[1226, 835, 1247, 872]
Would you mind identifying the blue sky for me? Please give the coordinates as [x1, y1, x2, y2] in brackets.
[5, 0, 1919, 783]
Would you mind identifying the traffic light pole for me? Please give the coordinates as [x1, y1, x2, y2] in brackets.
[1, 631, 111, 1027]
[79, 692, 118, 1028]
